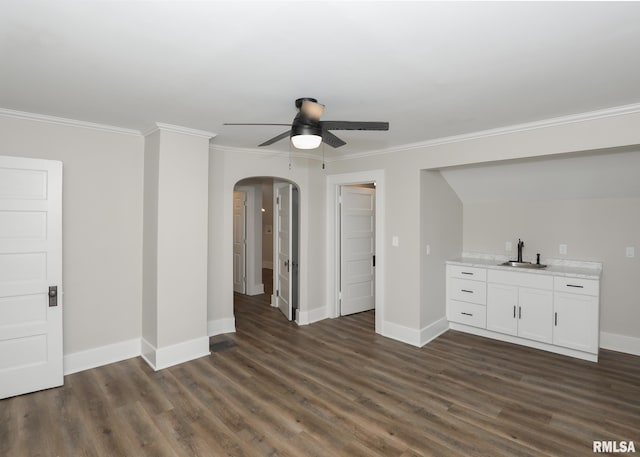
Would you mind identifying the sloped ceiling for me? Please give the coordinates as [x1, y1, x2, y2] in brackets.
[439, 148, 640, 204]
[1, 1, 640, 157]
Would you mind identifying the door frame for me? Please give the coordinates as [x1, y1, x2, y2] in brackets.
[326, 170, 385, 334]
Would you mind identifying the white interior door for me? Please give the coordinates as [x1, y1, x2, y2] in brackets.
[232, 191, 247, 294]
[340, 185, 375, 316]
[0, 156, 63, 399]
[275, 183, 292, 320]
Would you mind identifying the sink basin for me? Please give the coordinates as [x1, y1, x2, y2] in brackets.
[500, 261, 547, 269]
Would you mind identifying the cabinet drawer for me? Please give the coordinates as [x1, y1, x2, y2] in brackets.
[448, 300, 486, 328]
[488, 269, 553, 290]
[447, 265, 486, 281]
[449, 277, 486, 305]
[554, 277, 599, 296]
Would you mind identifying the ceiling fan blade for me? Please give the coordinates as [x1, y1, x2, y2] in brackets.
[321, 131, 347, 148]
[224, 123, 291, 126]
[321, 121, 389, 131]
[258, 130, 292, 147]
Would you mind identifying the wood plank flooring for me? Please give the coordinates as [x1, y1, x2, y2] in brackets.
[2, 291, 639, 456]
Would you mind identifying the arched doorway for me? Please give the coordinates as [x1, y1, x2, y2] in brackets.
[233, 177, 300, 321]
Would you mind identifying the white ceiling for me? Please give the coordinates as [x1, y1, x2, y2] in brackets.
[440, 147, 640, 204]
[2, 1, 640, 157]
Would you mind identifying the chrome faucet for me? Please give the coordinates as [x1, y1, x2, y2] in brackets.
[517, 239, 524, 263]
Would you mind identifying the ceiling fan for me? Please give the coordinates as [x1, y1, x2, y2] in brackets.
[224, 98, 389, 149]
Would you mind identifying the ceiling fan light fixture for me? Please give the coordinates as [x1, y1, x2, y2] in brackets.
[291, 134, 322, 149]
[290, 121, 322, 149]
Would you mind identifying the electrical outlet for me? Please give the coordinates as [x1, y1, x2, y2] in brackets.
[559, 244, 567, 255]
[505, 241, 512, 252]
[626, 246, 635, 258]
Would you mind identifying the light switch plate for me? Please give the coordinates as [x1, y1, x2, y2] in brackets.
[626, 246, 635, 258]
[392, 236, 399, 247]
[559, 244, 567, 255]
[505, 241, 512, 252]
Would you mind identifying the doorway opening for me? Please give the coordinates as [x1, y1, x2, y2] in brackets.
[326, 170, 385, 335]
[339, 183, 376, 318]
[233, 177, 300, 322]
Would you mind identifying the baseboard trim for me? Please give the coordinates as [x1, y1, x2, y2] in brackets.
[142, 336, 211, 371]
[450, 322, 598, 362]
[382, 320, 421, 347]
[247, 283, 265, 296]
[208, 317, 236, 336]
[297, 306, 328, 326]
[600, 331, 640, 357]
[64, 338, 141, 375]
[419, 317, 449, 347]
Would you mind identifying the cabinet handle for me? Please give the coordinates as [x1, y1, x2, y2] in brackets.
[461, 312, 473, 316]
[566, 284, 584, 288]
[461, 272, 474, 275]
[461, 289, 473, 293]
[513, 305, 516, 318]
[555, 312, 558, 326]
[518, 306, 522, 319]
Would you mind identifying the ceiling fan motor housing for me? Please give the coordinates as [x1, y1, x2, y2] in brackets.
[291, 112, 322, 137]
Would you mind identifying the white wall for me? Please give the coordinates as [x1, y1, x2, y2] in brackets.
[420, 171, 463, 328]
[0, 114, 144, 355]
[155, 129, 210, 348]
[142, 130, 160, 347]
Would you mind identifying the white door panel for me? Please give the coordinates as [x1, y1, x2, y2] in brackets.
[0, 156, 63, 399]
[340, 186, 375, 316]
[232, 191, 246, 294]
[275, 183, 293, 320]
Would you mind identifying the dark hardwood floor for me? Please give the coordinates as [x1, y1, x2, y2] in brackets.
[2, 291, 639, 456]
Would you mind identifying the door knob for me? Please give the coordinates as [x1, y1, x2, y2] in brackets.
[48, 286, 58, 307]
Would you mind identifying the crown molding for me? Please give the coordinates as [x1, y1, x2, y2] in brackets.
[143, 122, 217, 139]
[209, 143, 321, 161]
[328, 102, 640, 163]
[0, 107, 141, 136]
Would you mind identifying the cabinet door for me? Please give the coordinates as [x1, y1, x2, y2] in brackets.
[553, 292, 599, 354]
[518, 288, 553, 343]
[487, 283, 518, 336]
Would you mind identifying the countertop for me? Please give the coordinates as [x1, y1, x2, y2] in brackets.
[447, 254, 602, 280]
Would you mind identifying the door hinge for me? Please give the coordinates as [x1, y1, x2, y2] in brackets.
[372, 255, 376, 267]
[276, 196, 280, 205]
[338, 195, 342, 204]
[276, 289, 279, 297]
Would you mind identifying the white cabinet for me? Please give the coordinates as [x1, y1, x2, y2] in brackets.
[553, 277, 599, 354]
[487, 275, 553, 344]
[446, 261, 600, 362]
[487, 283, 518, 336]
[446, 265, 487, 328]
[518, 287, 553, 343]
